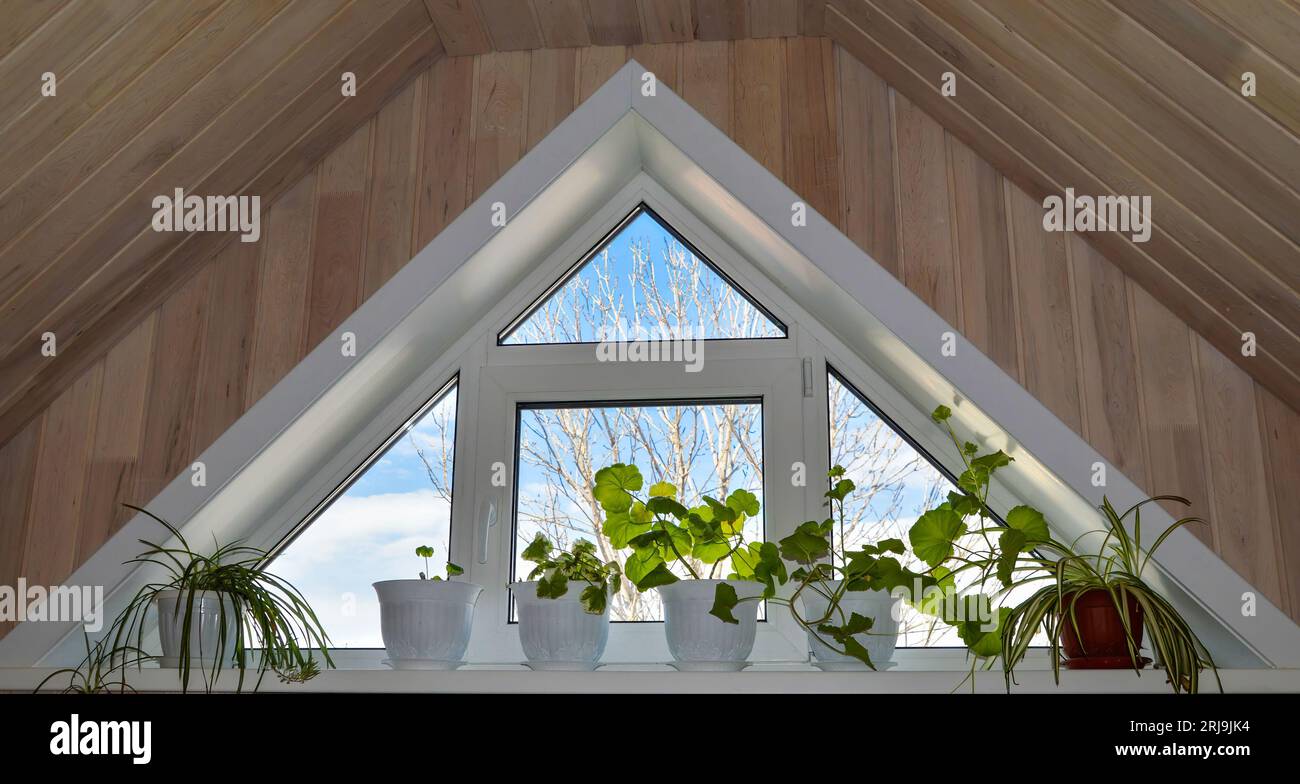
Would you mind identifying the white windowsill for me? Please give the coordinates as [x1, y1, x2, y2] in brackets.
[5, 664, 1297, 694]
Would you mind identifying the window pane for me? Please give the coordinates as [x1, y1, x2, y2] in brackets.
[514, 399, 763, 621]
[501, 205, 785, 344]
[271, 382, 458, 648]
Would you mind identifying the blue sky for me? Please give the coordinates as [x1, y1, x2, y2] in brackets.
[503, 208, 783, 344]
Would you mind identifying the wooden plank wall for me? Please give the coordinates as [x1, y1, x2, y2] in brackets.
[1, 38, 1296, 638]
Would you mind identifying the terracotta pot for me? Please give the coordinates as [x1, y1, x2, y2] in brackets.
[1059, 588, 1144, 667]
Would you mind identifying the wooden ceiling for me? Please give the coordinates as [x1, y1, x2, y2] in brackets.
[823, 0, 1300, 409]
[0, 0, 1296, 451]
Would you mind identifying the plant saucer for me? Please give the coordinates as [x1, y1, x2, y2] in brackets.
[812, 660, 897, 672]
[520, 660, 603, 672]
[381, 658, 467, 671]
[667, 660, 750, 672]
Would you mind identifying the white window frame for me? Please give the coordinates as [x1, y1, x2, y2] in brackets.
[305, 177, 1039, 667]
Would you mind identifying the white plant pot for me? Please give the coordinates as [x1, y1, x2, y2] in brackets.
[373, 579, 483, 670]
[799, 580, 901, 670]
[510, 581, 609, 670]
[154, 590, 239, 668]
[656, 579, 763, 671]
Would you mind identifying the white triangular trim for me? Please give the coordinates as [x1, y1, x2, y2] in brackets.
[5, 62, 1296, 668]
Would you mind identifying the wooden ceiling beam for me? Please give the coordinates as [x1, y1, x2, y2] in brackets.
[824, 0, 1300, 410]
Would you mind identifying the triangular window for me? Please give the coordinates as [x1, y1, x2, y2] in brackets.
[499, 205, 785, 344]
[269, 378, 459, 648]
[827, 367, 1045, 648]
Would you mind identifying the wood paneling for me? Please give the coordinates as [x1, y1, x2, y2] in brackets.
[1130, 285, 1214, 544]
[362, 77, 424, 298]
[416, 57, 475, 247]
[2, 37, 1298, 644]
[836, 45, 898, 276]
[21, 362, 103, 590]
[1196, 337, 1284, 606]
[948, 137, 1016, 380]
[1259, 389, 1300, 613]
[823, 0, 1300, 412]
[894, 92, 958, 327]
[1070, 235, 1146, 482]
[469, 52, 530, 199]
[1006, 184, 1082, 434]
[0, 419, 41, 637]
[76, 314, 156, 564]
[0, 0, 441, 451]
[249, 174, 318, 406]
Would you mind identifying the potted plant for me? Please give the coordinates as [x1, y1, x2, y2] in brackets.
[104, 504, 332, 692]
[593, 463, 766, 671]
[509, 534, 620, 670]
[908, 405, 1219, 693]
[372, 545, 480, 670]
[35, 633, 151, 694]
[709, 466, 934, 670]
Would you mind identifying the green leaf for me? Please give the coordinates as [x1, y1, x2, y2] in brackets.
[840, 636, 875, 668]
[579, 584, 607, 615]
[593, 463, 643, 513]
[1005, 505, 1049, 542]
[947, 491, 982, 517]
[623, 549, 664, 586]
[602, 510, 651, 549]
[725, 488, 760, 517]
[996, 528, 1026, 588]
[931, 405, 952, 423]
[909, 508, 965, 567]
[826, 478, 856, 502]
[536, 571, 568, 599]
[778, 521, 831, 564]
[521, 534, 552, 563]
[632, 562, 679, 591]
[648, 481, 677, 498]
[645, 496, 689, 520]
[445, 562, 464, 578]
[970, 450, 1012, 472]
[709, 582, 740, 624]
[415, 545, 434, 558]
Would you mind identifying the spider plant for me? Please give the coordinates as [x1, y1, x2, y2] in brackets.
[998, 495, 1220, 694]
[105, 503, 333, 693]
[34, 632, 150, 694]
[913, 405, 1218, 693]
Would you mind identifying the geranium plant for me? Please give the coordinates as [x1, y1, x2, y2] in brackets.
[709, 465, 934, 668]
[416, 544, 463, 580]
[592, 463, 761, 589]
[519, 534, 621, 614]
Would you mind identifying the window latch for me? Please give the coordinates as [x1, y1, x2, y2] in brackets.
[802, 357, 814, 398]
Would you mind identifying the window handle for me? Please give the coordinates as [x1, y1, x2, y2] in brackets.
[476, 493, 499, 564]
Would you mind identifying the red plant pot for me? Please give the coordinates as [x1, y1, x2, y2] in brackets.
[1059, 589, 1146, 669]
